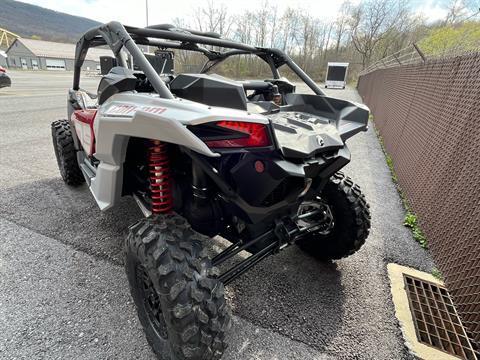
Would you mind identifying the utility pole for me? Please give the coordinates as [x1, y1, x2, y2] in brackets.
[145, 0, 149, 27]
[146, 0, 150, 53]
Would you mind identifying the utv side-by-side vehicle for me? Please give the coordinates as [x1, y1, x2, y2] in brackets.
[52, 21, 371, 359]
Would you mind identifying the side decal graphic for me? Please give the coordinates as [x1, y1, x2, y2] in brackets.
[106, 104, 167, 117]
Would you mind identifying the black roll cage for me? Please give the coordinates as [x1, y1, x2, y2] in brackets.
[73, 21, 325, 98]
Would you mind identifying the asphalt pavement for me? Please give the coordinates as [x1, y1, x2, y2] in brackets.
[0, 70, 436, 359]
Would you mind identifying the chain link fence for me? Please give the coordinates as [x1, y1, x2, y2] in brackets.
[357, 51, 480, 348]
[359, 45, 426, 76]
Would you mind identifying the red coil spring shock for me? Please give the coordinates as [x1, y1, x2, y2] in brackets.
[148, 140, 173, 214]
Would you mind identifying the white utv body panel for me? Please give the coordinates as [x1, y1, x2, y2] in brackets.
[73, 117, 95, 155]
[89, 92, 268, 210]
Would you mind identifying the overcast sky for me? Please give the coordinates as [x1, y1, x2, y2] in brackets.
[20, 0, 450, 27]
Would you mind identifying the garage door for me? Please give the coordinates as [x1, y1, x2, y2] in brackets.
[46, 58, 66, 70]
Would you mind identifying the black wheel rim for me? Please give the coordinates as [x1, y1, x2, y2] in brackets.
[137, 265, 168, 339]
[296, 198, 335, 236]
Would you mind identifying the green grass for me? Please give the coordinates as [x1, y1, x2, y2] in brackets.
[371, 117, 428, 249]
[385, 154, 398, 183]
[403, 212, 428, 249]
[403, 212, 417, 228]
[431, 268, 443, 281]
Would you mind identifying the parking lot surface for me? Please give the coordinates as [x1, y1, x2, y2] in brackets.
[0, 70, 435, 359]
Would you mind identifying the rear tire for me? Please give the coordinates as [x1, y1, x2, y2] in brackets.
[125, 214, 230, 360]
[296, 172, 371, 260]
[51, 119, 84, 186]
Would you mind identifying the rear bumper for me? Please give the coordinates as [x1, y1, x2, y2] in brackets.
[197, 144, 351, 224]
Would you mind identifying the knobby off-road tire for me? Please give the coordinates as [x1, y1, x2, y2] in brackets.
[51, 119, 85, 186]
[125, 214, 230, 360]
[297, 172, 371, 260]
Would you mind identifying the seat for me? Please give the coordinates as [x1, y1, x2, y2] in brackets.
[97, 66, 137, 104]
[169, 73, 248, 110]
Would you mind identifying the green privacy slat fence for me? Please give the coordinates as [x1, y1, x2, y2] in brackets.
[357, 53, 480, 349]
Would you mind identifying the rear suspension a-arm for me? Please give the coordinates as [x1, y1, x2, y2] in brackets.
[213, 219, 299, 285]
[213, 210, 334, 285]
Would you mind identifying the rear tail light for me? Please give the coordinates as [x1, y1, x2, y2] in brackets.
[204, 121, 271, 148]
[0, 66, 5, 73]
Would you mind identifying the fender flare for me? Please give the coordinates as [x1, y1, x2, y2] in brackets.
[90, 110, 219, 210]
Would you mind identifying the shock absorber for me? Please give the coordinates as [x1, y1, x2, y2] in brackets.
[148, 140, 172, 214]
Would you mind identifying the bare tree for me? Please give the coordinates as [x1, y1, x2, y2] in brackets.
[255, 3, 269, 47]
[349, 0, 409, 69]
[193, 0, 233, 37]
[445, 0, 469, 24]
[278, 7, 302, 53]
[171, 0, 424, 80]
[322, 22, 334, 61]
[334, 2, 352, 57]
[269, 4, 279, 48]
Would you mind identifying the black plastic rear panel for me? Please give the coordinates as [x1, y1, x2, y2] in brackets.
[170, 73, 248, 110]
[270, 94, 369, 158]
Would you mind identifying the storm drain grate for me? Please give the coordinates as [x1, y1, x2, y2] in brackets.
[404, 274, 478, 359]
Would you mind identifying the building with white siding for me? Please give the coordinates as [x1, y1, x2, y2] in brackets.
[5, 38, 112, 71]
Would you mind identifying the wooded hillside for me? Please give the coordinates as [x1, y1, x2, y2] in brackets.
[0, 0, 100, 43]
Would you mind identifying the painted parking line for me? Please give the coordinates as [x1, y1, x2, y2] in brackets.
[0, 92, 67, 97]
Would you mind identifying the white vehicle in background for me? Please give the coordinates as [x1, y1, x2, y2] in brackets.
[325, 62, 349, 89]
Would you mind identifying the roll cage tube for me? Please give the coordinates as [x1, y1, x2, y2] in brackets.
[199, 49, 281, 80]
[73, 22, 174, 99]
[73, 21, 325, 97]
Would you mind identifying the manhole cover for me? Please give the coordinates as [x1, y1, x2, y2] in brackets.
[404, 274, 477, 360]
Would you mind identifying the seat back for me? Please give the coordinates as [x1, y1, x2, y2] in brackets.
[97, 67, 137, 105]
[170, 73, 248, 111]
